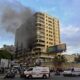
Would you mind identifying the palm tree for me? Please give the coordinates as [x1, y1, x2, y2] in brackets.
[53, 55, 67, 70]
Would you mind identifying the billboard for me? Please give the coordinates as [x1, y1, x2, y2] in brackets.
[47, 43, 66, 53]
[47, 46, 57, 53]
[0, 59, 9, 68]
[56, 44, 66, 52]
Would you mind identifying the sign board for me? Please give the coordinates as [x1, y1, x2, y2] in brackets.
[0, 59, 9, 68]
[56, 44, 66, 52]
[47, 43, 66, 53]
[47, 46, 57, 53]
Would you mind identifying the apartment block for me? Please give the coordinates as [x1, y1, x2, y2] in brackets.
[15, 12, 61, 66]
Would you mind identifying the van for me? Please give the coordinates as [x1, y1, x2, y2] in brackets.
[24, 66, 50, 78]
[63, 68, 80, 76]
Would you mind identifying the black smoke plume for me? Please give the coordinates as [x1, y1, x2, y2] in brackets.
[0, 0, 34, 33]
[0, 0, 36, 51]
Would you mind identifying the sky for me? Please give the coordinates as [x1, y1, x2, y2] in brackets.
[0, 0, 80, 54]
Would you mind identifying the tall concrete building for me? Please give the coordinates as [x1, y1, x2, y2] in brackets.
[15, 12, 60, 66]
[33, 12, 60, 53]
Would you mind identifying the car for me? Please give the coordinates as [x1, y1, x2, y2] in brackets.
[24, 66, 50, 78]
[63, 70, 72, 76]
[63, 68, 80, 77]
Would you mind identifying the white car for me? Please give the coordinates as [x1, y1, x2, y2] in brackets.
[24, 66, 50, 78]
[63, 68, 80, 76]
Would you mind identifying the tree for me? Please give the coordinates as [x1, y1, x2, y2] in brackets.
[0, 50, 12, 59]
[53, 55, 67, 70]
[75, 55, 80, 63]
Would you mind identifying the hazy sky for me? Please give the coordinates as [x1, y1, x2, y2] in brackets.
[0, 0, 80, 54]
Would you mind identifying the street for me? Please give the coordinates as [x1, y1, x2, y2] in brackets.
[1, 73, 80, 80]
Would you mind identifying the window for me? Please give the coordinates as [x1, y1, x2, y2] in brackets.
[49, 24, 52, 26]
[49, 31, 52, 33]
[49, 20, 52, 23]
[46, 30, 48, 32]
[39, 40, 45, 42]
[49, 35, 52, 37]
[49, 42, 53, 45]
[49, 27, 52, 30]
[49, 38, 53, 40]
[34, 43, 45, 47]
[48, 17, 52, 20]
[47, 38, 48, 39]
[27, 68, 33, 71]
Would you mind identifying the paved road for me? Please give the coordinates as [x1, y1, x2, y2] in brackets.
[1, 73, 80, 80]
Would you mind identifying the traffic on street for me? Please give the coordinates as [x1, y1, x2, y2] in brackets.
[1, 66, 80, 80]
[1, 72, 80, 80]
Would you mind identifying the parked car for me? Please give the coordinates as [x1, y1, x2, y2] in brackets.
[63, 68, 80, 77]
[24, 66, 50, 78]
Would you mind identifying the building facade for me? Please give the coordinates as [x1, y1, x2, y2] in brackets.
[33, 12, 60, 53]
[15, 12, 61, 66]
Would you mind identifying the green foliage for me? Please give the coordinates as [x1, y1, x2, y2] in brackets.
[75, 55, 80, 62]
[53, 55, 67, 65]
[0, 50, 12, 59]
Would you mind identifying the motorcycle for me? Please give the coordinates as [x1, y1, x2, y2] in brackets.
[4, 70, 15, 79]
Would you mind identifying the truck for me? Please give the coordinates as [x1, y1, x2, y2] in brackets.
[24, 66, 50, 78]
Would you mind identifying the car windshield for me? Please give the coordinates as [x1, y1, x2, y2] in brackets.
[27, 68, 33, 71]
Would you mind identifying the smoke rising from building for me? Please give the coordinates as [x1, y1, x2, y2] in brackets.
[0, 0, 36, 50]
[15, 15, 36, 51]
[0, 0, 34, 33]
